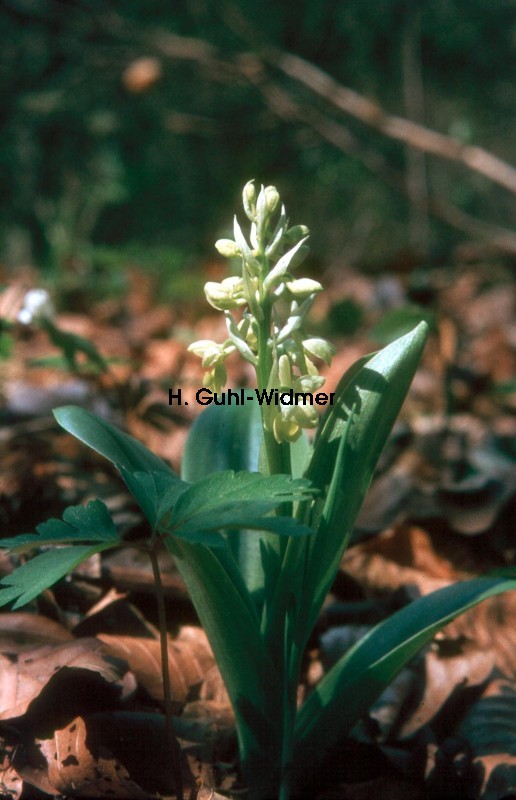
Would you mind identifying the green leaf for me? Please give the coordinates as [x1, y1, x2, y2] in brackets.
[0, 499, 120, 553]
[182, 400, 265, 594]
[292, 575, 516, 790]
[182, 398, 263, 480]
[182, 401, 312, 601]
[164, 471, 313, 545]
[120, 469, 188, 529]
[120, 466, 313, 545]
[42, 319, 108, 374]
[0, 544, 111, 608]
[302, 323, 428, 636]
[168, 537, 283, 796]
[0, 331, 13, 360]
[54, 406, 174, 475]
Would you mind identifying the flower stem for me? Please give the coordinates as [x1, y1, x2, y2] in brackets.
[149, 546, 184, 800]
[255, 296, 292, 478]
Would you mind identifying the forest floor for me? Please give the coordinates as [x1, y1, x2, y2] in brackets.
[0, 252, 514, 800]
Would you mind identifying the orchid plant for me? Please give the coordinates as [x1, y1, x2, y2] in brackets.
[1, 182, 514, 800]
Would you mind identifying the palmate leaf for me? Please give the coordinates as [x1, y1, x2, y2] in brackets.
[119, 469, 187, 529]
[167, 471, 313, 543]
[0, 499, 120, 554]
[50, 404, 302, 793]
[0, 544, 112, 608]
[0, 500, 121, 608]
[124, 469, 314, 546]
[55, 406, 314, 547]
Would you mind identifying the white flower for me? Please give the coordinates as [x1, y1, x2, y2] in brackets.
[17, 289, 54, 325]
[204, 276, 246, 310]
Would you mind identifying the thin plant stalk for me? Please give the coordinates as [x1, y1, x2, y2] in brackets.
[149, 546, 184, 800]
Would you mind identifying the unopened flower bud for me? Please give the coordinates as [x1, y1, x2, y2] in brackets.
[215, 239, 241, 258]
[264, 186, 280, 214]
[278, 354, 292, 388]
[243, 181, 257, 221]
[285, 225, 310, 244]
[285, 278, 323, 299]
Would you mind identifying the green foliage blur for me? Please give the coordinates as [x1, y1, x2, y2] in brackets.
[1, 0, 514, 280]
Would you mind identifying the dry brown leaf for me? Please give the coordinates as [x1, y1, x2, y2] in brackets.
[443, 591, 516, 679]
[342, 525, 462, 595]
[400, 639, 495, 738]
[72, 588, 160, 639]
[342, 525, 516, 679]
[0, 746, 23, 800]
[99, 626, 215, 703]
[0, 653, 42, 721]
[199, 665, 230, 707]
[38, 716, 155, 798]
[196, 785, 232, 800]
[425, 675, 516, 799]
[0, 612, 73, 652]
[34, 711, 192, 798]
[182, 701, 237, 790]
[0, 638, 124, 721]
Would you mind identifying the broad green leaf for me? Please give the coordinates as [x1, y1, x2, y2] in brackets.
[182, 400, 265, 595]
[302, 323, 428, 636]
[54, 406, 173, 475]
[0, 499, 119, 553]
[0, 544, 114, 608]
[292, 575, 516, 789]
[168, 536, 283, 797]
[164, 471, 313, 545]
[182, 401, 312, 600]
[182, 398, 263, 480]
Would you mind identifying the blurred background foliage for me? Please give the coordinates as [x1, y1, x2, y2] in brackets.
[1, 0, 515, 289]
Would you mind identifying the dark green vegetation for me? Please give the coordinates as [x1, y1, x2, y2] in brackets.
[1, 0, 515, 281]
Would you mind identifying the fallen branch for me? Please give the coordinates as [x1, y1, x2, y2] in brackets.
[273, 50, 516, 196]
[100, 11, 516, 252]
[239, 60, 516, 255]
